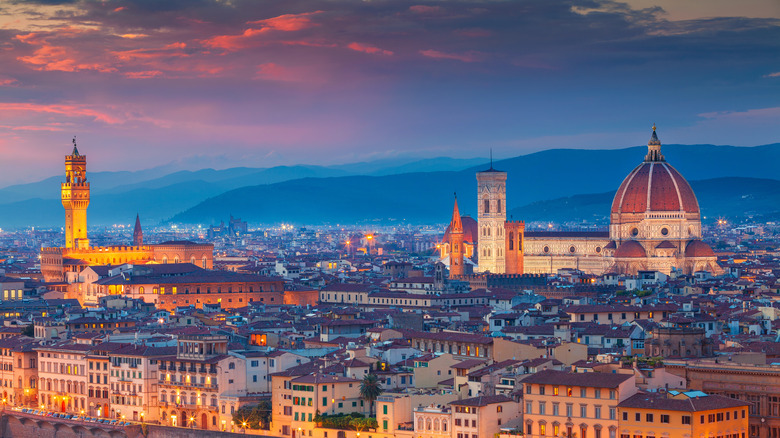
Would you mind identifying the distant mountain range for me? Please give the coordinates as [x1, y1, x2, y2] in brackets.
[2, 144, 779, 228]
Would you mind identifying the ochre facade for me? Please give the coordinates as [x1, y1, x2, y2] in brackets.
[41, 141, 214, 283]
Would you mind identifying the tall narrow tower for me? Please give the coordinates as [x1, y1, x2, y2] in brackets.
[476, 162, 507, 273]
[448, 194, 464, 278]
[133, 213, 143, 246]
[62, 137, 90, 249]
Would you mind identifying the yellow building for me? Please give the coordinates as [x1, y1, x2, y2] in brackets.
[41, 140, 213, 287]
[522, 369, 639, 438]
[617, 390, 749, 438]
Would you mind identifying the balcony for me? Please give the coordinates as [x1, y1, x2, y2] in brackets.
[159, 364, 167, 371]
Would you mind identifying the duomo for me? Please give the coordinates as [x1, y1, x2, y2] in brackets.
[440, 126, 722, 277]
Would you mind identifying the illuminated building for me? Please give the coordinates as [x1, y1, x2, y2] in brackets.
[441, 126, 721, 276]
[40, 140, 214, 289]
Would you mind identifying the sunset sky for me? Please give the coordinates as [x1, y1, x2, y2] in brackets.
[0, 0, 778, 186]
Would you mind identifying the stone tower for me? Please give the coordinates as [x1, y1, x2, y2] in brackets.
[62, 137, 90, 249]
[505, 220, 525, 274]
[133, 213, 143, 246]
[476, 162, 507, 273]
[448, 194, 464, 278]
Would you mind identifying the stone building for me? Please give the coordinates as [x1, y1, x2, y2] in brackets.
[41, 140, 213, 283]
[440, 126, 721, 276]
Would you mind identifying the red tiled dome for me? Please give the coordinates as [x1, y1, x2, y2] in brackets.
[611, 162, 699, 215]
[614, 240, 647, 258]
[684, 240, 715, 257]
[443, 216, 478, 244]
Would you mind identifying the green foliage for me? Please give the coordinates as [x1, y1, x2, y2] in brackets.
[316, 413, 376, 430]
[359, 373, 384, 416]
[21, 324, 34, 337]
[232, 400, 272, 430]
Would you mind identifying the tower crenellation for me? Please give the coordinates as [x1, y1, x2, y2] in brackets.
[62, 137, 90, 249]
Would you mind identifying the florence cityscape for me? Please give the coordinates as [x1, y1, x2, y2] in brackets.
[0, 1, 779, 438]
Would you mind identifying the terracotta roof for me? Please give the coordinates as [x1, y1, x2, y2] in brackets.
[618, 392, 749, 412]
[614, 240, 647, 258]
[611, 133, 699, 216]
[450, 395, 512, 407]
[522, 369, 632, 388]
[685, 240, 716, 258]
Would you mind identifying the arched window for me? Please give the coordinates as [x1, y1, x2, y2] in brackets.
[484, 198, 490, 213]
[442, 420, 448, 432]
[497, 199, 502, 213]
[426, 418, 432, 431]
[202, 256, 207, 268]
[162, 256, 168, 264]
[509, 232, 514, 250]
[418, 418, 424, 430]
[139, 286, 144, 294]
[434, 419, 440, 431]
[191, 256, 196, 264]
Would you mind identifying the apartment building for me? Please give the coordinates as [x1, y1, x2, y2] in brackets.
[617, 390, 749, 438]
[37, 343, 92, 414]
[522, 370, 638, 438]
[450, 395, 521, 438]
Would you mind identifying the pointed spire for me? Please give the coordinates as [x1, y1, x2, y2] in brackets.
[71, 136, 80, 156]
[450, 193, 463, 233]
[133, 213, 143, 246]
[644, 123, 664, 162]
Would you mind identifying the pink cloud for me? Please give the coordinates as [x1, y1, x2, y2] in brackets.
[419, 49, 481, 63]
[764, 72, 780, 78]
[347, 42, 393, 56]
[409, 5, 442, 14]
[124, 70, 163, 79]
[203, 11, 322, 51]
[0, 78, 17, 86]
[112, 42, 189, 62]
[0, 103, 124, 124]
[249, 11, 322, 31]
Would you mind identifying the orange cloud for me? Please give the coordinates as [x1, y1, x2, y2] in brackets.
[419, 49, 481, 63]
[203, 11, 322, 51]
[347, 42, 393, 56]
[15, 29, 116, 73]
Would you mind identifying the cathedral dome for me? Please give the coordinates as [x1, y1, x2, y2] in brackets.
[614, 240, 647, 258]
[610, 127, 699, 216]
[443, 216, 478, 244]
[684, 240, 715, 257]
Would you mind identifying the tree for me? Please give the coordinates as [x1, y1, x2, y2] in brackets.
[21, 324, 34, 337]
[359, 373, 383, 417]
[232, 400, 272, 430]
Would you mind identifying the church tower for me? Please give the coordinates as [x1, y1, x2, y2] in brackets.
[62, 137, 90, 249]
[448, 194, 464, 278]
[476, 161, 507, 273]
[133, 213, 143, 246]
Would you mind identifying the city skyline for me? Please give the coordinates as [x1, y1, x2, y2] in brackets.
[0, 0, 779, 186]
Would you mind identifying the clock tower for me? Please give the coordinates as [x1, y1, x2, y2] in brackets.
[62, 137, 90, 249]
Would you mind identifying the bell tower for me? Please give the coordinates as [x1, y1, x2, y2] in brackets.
[476, 158, 507, 273]
[62, 137, 90, 249]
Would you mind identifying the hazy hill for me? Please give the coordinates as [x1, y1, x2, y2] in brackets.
[3, 143, 780, 228]
[509, 177, 780, 223]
